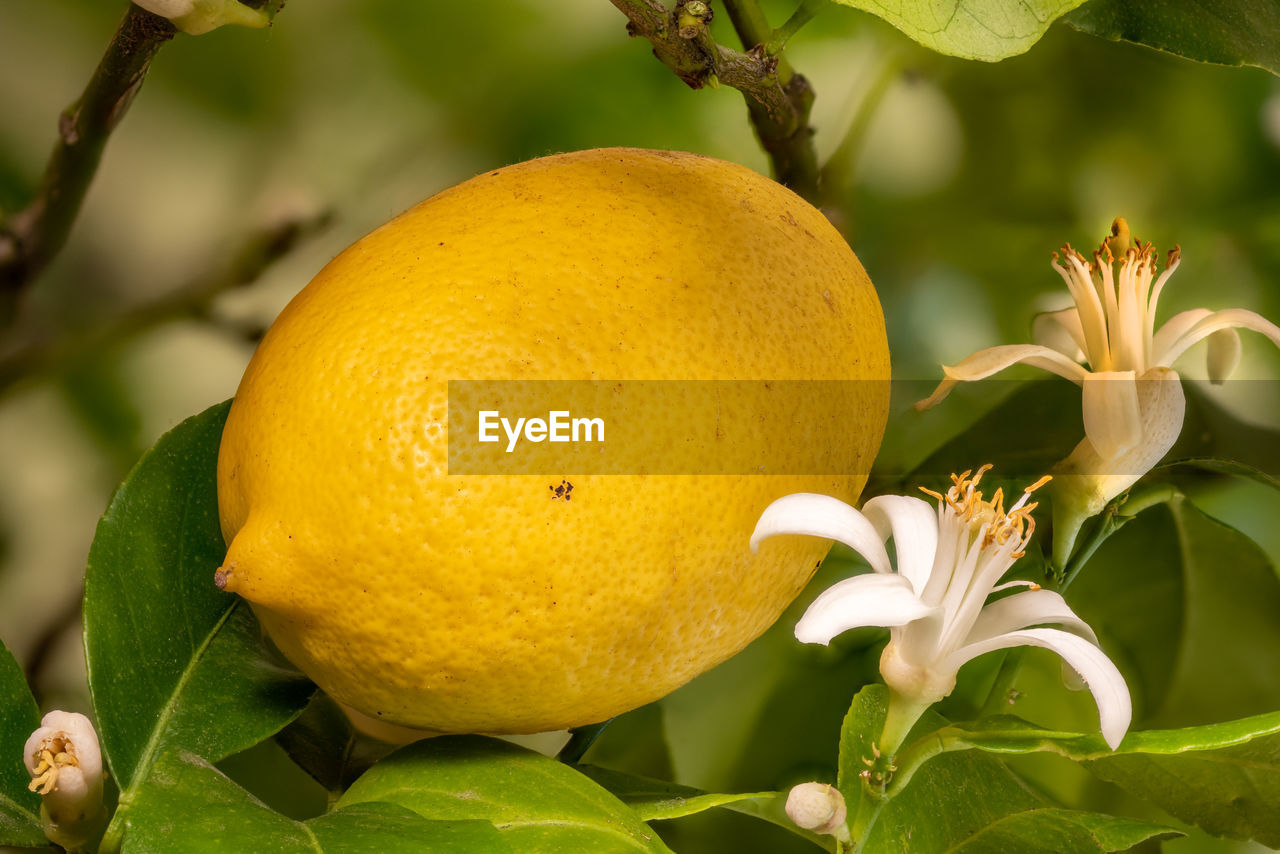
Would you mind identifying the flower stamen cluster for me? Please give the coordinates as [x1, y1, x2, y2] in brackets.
[919, 466, 1051, 557]
[27, 735, 80, 796]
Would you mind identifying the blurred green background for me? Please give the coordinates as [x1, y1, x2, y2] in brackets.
[2, 0, 1279, 851]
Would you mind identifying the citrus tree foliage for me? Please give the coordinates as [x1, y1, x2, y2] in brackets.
[3, 1, 1280, 853]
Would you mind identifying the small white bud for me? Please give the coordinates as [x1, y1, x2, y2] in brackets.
[131, 0, 269, 35]
[785, 782, 848, 838]
[24, 711, 107, 852]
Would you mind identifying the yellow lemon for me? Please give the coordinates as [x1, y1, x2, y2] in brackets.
[216, 148, 889, 734]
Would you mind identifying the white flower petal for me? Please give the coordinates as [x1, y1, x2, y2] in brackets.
[133, 0, 196, 17]
[1150, 308, 1212, 368]
[1054, 253, 1111, 368]
[965, 589, 1099, 647]
[861, 494, 939, 597]
[915, 344, 1091, 410]
[1207, 329, 1243, 384]
[1082, 371, 1141, 459]
[1032, 307, 1087, 362]
[944, 628, 1131, 750]
[1154, 308, 1280, 369]
[795, 573, 939, 645]
[752, 494, 892, 575]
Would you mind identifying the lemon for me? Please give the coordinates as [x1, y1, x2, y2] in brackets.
[216, 148, 889, 734]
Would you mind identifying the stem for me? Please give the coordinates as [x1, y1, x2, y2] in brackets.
[849, 689, 929, 850]
[557, 719, 613, 764]
[0, 211, 330, 397]
[818, 52, 902, 212]
[766, 0, 829, 55]
[609, 0, 820, 200]
[722, 0, 821, 199]
[0, 7, 174, 324]
[23, 587, 84, 706]
[1053, 483, 1179, 593]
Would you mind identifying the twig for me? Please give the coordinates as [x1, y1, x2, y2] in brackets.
[0, 211, 331, 396]
[722, 0, 820, 199]
[0, 7, 175, 326]
[609, 0, 820, 200]
[818, 52, 902, 212]
[23, 586, 84, 706]
[766, 0, 829, 55]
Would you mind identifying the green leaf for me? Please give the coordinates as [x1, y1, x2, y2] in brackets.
[1165, 458, 1280, 494]
[828, 0, 1089, 61]
[580, 763, 830, 851]
[337, 735, 674, 853]
[120, 750, 507, 853]
[945, 808, 1181, 851]
[0, 639, 44, 848]
[1088, 710, 1280, 847]
[861, 743, 1042, 852]
[1066, 0, 1280, 75]
[84, 401, 314, 793]
[275, 693, 394, 796]
[893, 379, 1084, 486]
[577, 764, 775, 821]
[895, 710, 1280, 846]
[1160, 497, 1280, 725]
[307, 801, 509, 853]
[1165, 381, 1280, 482]
[1068, 496, 1280, 727]
[836, 684, 888, 824]
[843, 699, 1180, 852]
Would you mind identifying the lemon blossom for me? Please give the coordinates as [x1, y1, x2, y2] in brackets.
[915, 219, 1280, 562]
[751, 467, 1131, 751]
[23, 711, 106, 851]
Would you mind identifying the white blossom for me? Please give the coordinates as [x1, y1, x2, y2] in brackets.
[24, 711, 106, 851]
[915, 219, 1280, 561]
[752, 467, 1131, 750]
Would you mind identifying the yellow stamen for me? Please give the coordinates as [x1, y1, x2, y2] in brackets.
[26, 737, 78, 796]
[919, 468, 1052, 559]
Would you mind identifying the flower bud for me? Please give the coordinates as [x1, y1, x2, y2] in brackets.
[785, 782, 848, 838]
[132, 0, 269, 35]
[24, 711, 106, 852]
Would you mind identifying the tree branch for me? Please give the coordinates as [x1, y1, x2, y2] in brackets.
[0, 6, 175, 326]
[0, 211, 331, 396]
[610, 0, 820, 201]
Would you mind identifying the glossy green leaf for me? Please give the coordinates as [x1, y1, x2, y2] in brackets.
[861, 740, 1042, 852]
[84, 400, 314, 793]
[577, 764, 775, 821]
[1160, 497, 1280, 724]
[946, 808, 1180, 851]
[581, 758, 829, 849]
[1067, 496, 1280, 727]
[0, 639, 43, 848]
[275, 693, 395, 796]
[836, 683, 888, 825]
[895, 710, 1280, 845]
[119, 750, 507, 853]
[1166, 458, 1280, 494]
[1066, 0, 1280, 75]
[338, 735, 674, 853]
[829, 0, 1088, 61]
[1088, 713, 1280, 846]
